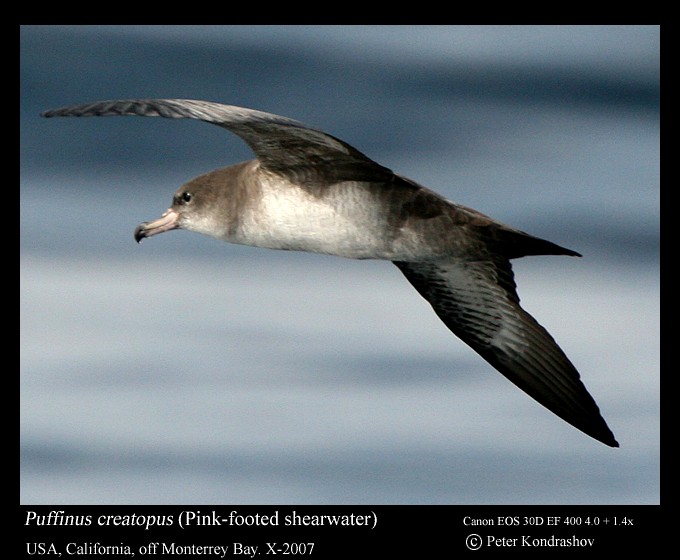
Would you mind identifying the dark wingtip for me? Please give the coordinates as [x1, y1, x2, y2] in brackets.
[603, 437, 619, 448]
[41, 107, 65, 118]
[591, 423, 618, 447]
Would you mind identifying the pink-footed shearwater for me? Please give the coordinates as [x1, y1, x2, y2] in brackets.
[42, 99, 618, 447]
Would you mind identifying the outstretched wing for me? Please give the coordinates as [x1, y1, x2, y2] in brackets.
[394, 258, 619, 447]
[42, 99, 393, 185]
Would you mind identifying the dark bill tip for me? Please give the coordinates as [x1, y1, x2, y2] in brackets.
[133, 209, 180, 244]
[134, 224, 148, 243]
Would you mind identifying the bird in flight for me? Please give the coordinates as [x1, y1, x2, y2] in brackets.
[42, 99, 618, 447]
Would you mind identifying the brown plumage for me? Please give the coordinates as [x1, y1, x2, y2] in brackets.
[42, 99, 618, 447]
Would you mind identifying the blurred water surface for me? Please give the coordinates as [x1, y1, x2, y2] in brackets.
[20, 25, 659, 504]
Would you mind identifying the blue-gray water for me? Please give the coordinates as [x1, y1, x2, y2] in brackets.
[20, 25, 659, 504]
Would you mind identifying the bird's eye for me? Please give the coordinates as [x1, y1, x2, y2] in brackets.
[181, 192, 192, 203]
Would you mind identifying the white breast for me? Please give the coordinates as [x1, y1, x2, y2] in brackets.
[235, 179, 393, 259]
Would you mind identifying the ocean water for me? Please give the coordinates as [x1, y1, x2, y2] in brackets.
[20, 25, 659, 504]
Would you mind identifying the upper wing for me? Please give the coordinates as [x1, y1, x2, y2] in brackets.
[42, 99, 393, 185]
[394, 258, 618, 447]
